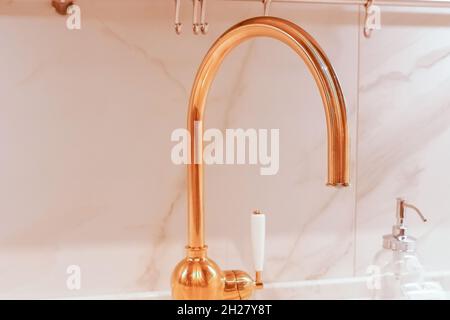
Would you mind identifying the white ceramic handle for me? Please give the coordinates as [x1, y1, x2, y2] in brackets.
[251, 211, 265, 272]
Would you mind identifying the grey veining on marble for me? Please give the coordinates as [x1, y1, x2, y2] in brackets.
[1, 0, 449, 299]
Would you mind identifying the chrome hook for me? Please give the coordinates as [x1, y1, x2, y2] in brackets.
[364, 0, 381, 38]
[192, 0, 201, 35]
[174, 0, 182, 35]
[200, 0, 209, 34]
[262, 0, 271, 16]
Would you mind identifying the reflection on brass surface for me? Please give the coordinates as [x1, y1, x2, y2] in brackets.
[172, 16, 350, 300]
[255, 271, 263, 289]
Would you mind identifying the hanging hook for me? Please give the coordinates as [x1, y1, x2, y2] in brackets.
[363, 0, 373, 38]
[262, 0, 271, 17]
[364, 0, 381, 38]
[174, 0, 182, 35]
[200, 0, 209, 34]
[52, 0, 74, 15]
[192, 0, 201, 35]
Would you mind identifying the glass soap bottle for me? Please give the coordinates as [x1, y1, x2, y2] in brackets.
[372, 198, 427, 300]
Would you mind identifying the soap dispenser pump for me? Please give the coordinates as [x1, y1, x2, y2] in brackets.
[383, 198, 427, 253]
[372, 198, 428, 299]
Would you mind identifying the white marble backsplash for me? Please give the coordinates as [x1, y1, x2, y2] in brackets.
[355, 7, 450, 275]
[0, 0, 449, 298]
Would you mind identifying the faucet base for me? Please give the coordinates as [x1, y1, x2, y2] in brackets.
[171, 254, 225, 300]
[171, 247, 256, 300]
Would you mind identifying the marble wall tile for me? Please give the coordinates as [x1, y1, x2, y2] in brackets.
[355, 7, 450, 275]
[1, 0, 357, 298]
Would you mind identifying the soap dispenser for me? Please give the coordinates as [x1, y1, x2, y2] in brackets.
[372, 198, 427, 299]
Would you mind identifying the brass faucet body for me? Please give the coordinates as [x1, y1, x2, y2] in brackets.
[171, 16, 350, 300]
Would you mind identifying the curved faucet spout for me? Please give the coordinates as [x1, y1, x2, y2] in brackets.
[187, 16, 349, 250]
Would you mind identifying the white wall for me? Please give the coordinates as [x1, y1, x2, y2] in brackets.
[0, 0, 449, 298]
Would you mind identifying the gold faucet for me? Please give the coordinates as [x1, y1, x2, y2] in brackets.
[171, 16, 350, 300]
